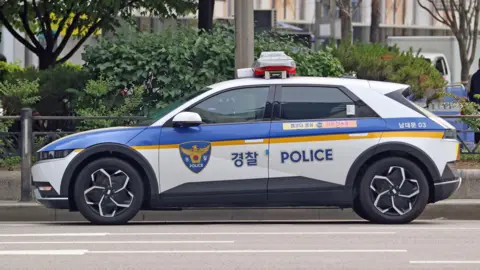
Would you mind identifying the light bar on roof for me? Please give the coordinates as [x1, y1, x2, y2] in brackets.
[253, 51, 296, 79]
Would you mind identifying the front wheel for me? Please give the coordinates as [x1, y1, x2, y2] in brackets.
[73, 157, 144, 225]
[356, 157, 430, 224]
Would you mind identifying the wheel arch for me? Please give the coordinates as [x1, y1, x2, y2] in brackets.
[60, 143, 159, 210]
[346, 142, 441, 203]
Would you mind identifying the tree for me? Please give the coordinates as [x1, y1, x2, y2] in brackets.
[0, 0, 197, 70]
[417, 0, 480, 82]
[370, 0, 381, 43]
[336, 0, 363, 43]
[198, 0, 214, 31]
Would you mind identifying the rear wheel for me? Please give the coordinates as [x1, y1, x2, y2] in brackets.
[73, 157, 144, 225]
[356, 157, 429, 224]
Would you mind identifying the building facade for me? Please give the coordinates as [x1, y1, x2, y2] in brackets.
[0, 0, 454, 67]
[209, 0, 452, 42]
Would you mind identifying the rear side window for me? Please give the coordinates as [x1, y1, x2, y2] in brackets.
[386, 88, 428, 117]
[277, 86, 354, 120]
[276, 86, 377, 120]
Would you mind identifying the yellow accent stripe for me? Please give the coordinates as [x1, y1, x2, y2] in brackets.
[269, 133, 381, 144]
[381, 131, 444, 139]
[129, 131, 444, 150]
[133, 145, 163, 150]
[73, 149, 84, 153]
[212, 139, 268, 146]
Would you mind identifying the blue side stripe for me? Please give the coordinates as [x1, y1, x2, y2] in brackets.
[270, 117, 443, 139]
[40, 117, 447, 151]
[154, 122, 271, 146]
[41, 126, 148, 151]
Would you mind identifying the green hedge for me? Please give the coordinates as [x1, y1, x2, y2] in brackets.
[1, 63, 91, 116]
[82, 24, 344, 112]
[331, 42, 446, 101]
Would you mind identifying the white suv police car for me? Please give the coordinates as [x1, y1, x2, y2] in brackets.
[32, 52, 461, 225]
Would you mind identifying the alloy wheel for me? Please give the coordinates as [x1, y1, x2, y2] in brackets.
[369, 166, 420, 216]
[83, 168, 134, 218]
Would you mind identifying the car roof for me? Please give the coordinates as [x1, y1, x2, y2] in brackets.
[419, 52, 446, 60]
[208, 76, 408, 95]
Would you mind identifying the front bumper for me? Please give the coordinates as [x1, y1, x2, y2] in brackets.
[433, 162, 462, 202]
[33, 188, 69, 209]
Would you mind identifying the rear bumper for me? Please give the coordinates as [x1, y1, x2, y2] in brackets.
[433, 162, 462, 202]
[33, 188, 69, 209]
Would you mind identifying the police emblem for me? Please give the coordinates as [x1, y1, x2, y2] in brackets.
[179, 141, 212, 173]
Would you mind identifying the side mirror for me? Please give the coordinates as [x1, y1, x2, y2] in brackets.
[172, 112, 202, 127]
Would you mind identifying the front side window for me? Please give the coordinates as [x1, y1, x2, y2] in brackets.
[278, 86, 354, 120]
[435, 59, 445, 75]
[188, 86, 270, 124]
[139, 88, 210, 126]
[441, 58, 448, 75]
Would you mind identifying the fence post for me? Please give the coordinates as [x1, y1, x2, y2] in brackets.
[20, 108, 32, 201]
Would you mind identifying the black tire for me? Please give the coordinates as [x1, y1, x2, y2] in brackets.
[356, 157, 429, 224]
[352, 197, 370, 220]
[73, 157, 144, 225]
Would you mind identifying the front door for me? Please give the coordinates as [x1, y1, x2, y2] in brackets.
[158, 86, 273, 207]
[267, 85, 383, 205]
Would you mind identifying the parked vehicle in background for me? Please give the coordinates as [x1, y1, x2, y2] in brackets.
[419, 53, 451, 85]
[387, 36, 480, 84]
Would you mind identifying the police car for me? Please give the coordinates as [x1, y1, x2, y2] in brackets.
[31, 51, 461, 225]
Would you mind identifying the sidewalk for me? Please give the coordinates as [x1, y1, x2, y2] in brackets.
[0, 199, 479, 222]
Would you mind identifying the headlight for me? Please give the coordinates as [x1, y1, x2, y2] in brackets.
[443, 129, 457, 139]
[36, 149, 74, 161]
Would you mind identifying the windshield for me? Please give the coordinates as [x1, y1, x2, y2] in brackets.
[138, 88, 211, 126]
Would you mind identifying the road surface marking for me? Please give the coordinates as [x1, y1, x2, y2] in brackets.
[0, 232, 395, 237]
[89, 249, 408, 254]
[109, 232, 396, 236]
[0, 240, 234, 244]
[0, 250, 87, 255]
[344, 227, 480, 231]
[410, 261, 480, 264]
[0, 233, 108, 237]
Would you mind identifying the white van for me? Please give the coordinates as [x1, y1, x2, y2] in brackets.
[419, 53, 451, 85]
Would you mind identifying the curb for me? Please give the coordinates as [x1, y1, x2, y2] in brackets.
[0, 200, 479, 222]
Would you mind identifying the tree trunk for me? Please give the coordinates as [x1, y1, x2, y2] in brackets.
[340, 0, 352, 43]
[461, 59, 470, 84]
[198, 0, 215, 31]
[456, 37, 471, 83]
[370, 0, 381, 43]
[38, 52, 56, 70]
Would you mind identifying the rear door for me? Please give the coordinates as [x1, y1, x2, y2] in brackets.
[267, 84, 384, 205]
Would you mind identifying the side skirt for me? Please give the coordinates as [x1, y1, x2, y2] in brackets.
[148, 177, 353, 209]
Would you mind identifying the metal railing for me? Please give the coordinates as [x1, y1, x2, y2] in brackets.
[1, 108, 480, 202]
[0, 108, 147, 201]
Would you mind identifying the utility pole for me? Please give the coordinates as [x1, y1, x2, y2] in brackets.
[329, 0, 336, 43]
[314, 0, 322, 50]
[234, 0, 254, 76]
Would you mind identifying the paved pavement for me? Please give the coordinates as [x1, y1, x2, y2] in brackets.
[0, 220, 479, 269]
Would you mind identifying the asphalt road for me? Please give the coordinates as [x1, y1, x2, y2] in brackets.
[0, 220, 479, 269]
